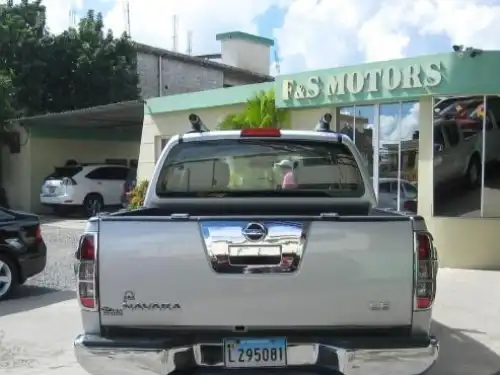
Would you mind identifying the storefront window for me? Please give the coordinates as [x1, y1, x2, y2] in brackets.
[433, 95, 500, 218]
[339, 105, 375, 178]
[377, 101, 420, 213]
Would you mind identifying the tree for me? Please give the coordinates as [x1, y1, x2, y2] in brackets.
[0, 1, 140, 117]
[0, 0, 50, 116]
[218, 88, 290, 130]
[43, 9, 140, 112]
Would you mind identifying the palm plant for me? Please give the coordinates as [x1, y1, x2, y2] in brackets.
[127, 180, 149, 209]
[218, 88, 290, 130]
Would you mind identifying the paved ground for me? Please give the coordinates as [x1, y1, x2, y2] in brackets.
[0, 219, 499, 374]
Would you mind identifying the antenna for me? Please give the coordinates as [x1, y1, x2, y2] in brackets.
[187, 30, 193, 55]
[172, 15, 178, 51]
[273, 43, 281, 75]
[125, 0, 131, 37]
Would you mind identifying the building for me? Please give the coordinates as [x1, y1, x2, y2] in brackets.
[138, 48, 500, 270]
[135, 31, 275, 99]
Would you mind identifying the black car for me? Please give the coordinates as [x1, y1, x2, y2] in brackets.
[0, 208, 47, 301]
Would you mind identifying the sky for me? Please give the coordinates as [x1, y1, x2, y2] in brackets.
[18, 0, 500, 141]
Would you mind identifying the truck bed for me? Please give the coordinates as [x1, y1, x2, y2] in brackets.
[96, 206, 416, 329]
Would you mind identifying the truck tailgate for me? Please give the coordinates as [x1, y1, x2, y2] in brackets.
[97, 217, 415, 327]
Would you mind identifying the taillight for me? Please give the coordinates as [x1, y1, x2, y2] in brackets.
[35, 225, 42, 241]
[414, 231, 438, 310]
[76, 234, 97, 310]
[240, 128, 281, 137]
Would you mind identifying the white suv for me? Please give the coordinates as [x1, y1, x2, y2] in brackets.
[40, 164, 130, 217]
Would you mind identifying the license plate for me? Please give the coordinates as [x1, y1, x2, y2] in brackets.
[223, 338, 287, 368]
[228, 245, 281, 257]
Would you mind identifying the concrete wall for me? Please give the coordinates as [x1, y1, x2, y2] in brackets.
[136, 52, 161, 100]
[27, 137, 139, 213]
[220, 38, 270, 75]
[136, 51, 270, 100]
[137, 51, 223, 99]
[159, 58, 222, 97]
[1, 124, 32, 212]
[223, 72, 260, 87]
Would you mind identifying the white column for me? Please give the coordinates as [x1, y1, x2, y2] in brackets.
[373, 103, 380, 199]
[417, 96, 434, 217]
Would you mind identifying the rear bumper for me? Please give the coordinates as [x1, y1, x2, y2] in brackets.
[74, 333, 439, 375]
[40, 195, 80, 206]
[18, 242, 47, 281]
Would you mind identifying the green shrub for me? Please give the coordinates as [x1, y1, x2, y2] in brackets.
[128, 180, 149, 209]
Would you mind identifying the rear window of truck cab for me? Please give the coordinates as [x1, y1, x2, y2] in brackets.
[155, 139, 365, 198]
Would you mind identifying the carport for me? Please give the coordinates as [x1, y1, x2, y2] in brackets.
[2, 100, 144, 213]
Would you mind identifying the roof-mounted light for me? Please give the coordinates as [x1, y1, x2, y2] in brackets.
[315, 113, 333, 132]
[188, 113, 209, 133]
[240, 128, 281, 137]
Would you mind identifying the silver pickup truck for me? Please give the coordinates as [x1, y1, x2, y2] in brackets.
[74, 114, 439, 375]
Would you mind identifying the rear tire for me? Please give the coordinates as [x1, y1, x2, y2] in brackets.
[83, 193, 104, 218]
[0, 254, 19, 301]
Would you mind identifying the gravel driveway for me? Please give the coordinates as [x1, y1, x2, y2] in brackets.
[10, 220, 83, 300]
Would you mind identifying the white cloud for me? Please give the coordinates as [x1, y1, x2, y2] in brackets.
[34, 0, 500, 73]
[341, 102, 420, 143]
[379, 103, 420, 142]
[102, 0, 281, 55]
[276, 0, 500, 72]
[419, 0, 500, 50]
[275, 0, 368, 72]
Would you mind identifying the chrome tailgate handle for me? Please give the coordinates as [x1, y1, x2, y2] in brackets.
[200, 220, 308, 274]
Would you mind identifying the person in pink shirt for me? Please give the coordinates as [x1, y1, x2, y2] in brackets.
[275, 159, 297, 189]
